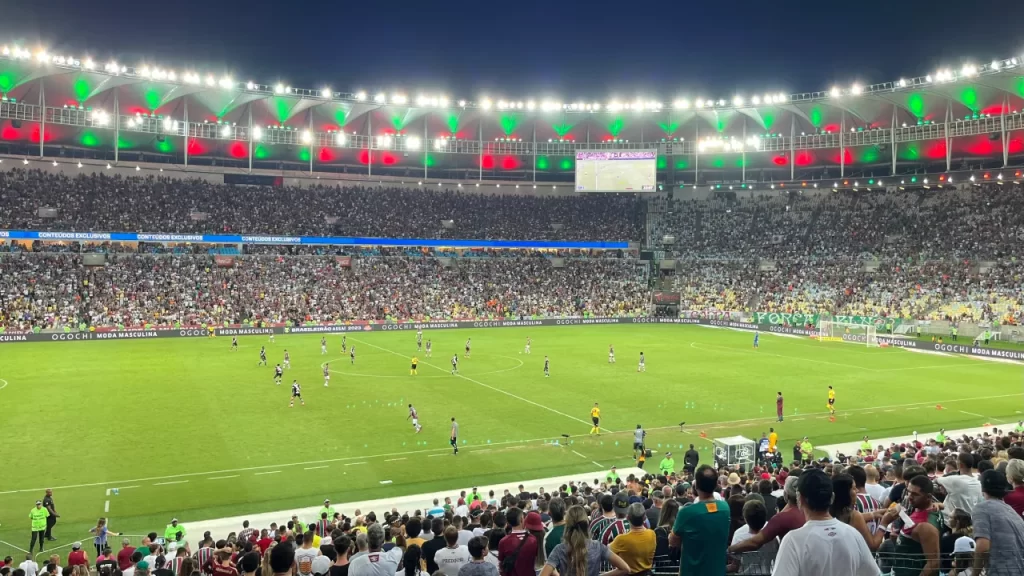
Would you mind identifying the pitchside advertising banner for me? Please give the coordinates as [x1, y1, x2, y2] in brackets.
[2, 318, 1022, 361]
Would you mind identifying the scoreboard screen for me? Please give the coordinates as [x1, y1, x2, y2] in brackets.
[575, 150, 657, 192]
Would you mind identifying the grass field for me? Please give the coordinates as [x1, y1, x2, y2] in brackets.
[1, 324, 1022, 554]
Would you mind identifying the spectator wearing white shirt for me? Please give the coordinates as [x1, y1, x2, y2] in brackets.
[453, 517, 474, 547]
[730, 500, 778, 575]
[771, 469, 878, 576]
[863, 465, 887, 504]
[18, 554, 39, 576]
[936, 453, 984, 522]
[349, 525, 403, 576]
[433, 527, 470, 576]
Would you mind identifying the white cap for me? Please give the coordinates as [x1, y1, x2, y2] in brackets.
[953, 536, 976, 554]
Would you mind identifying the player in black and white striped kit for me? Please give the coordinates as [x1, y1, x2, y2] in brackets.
[416, 330, 423, 352]
[425, 339, 432, 357]
[258, 346, 267, 366]
[283, 349, 291, 369]
[230, 336, 238, 351]
[544, 356, 550, 377]
[289, 381, 304, 407]
[323, 363, 330, 387]
[321, 337, 327, 355]
[350, 345, 356, 364]
[451, 354, 459, 374]
[274, 364, 283, 385]
[341, 335, 347, 352]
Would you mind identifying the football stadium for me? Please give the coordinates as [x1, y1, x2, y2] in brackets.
[2, 34, 1024, 576]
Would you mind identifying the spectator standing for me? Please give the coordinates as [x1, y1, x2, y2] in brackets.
[211, 552, 238, 576]
[397, 546, 425, 576]
[644, 493, 663, 529]
[30, 501, 49, 554]
[349, 525, 402, 576]
[19, 554, 39, 576]
[935, 453, 983, 521]
[268, 543, 294, 576]
[541, 506, 629, 576]
[67, 543, 88, 568]
[543, 499, 566, 557]
[421, 519, 446, 574]
[90, 518, 121, 558]
[43, 490, 58, 542]
[669, 465, 730, 576]
[729, 476, 803, 555]
[771, 469, 878, 576]
[330, 534, 351, 576]
[683, 446, 699, 476]
[433, 527, 470, 576]
[729, 500, 777, 576]
[457, 537, 497, 576]
[496, 509, 537, 576]
[971, 469, 1024, 576]
[1003, 459, 1024, 516]
[652, 499, 680, 566]
[881, 476, 941, 576]
[609, 504, 655, 575]
[294, 532, 320, 576]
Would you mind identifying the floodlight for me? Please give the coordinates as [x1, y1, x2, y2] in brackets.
[77, 162, 83, 168]
[830, 87, 841, 98]
[406, 136, 421, 150]
[374, 93, 387, 104]
[732, 96, 743, 106]
[673, 99, 689, 109]
[321, 88, 332, 99]
[751, 96, 761, 105]
[458, 99, 466, 107]
[335, 132, 346, 146]
[416, 95, 429, 107]
[481, 98, 492, 110]
[301, 130, 312, 144]
[391, 94, 407, 105]
[961, 64, 977, 77]
[355, 91, 367, 101]
[221, 125, 232, 138]
[990, 60, 1001, 71]
[205, 75, 216, 87]
[898, 78, 907, 87]
[705, 99, 714, 108]
[851, 84, 862, 95]
[526, 100, 536, 110]
[252, 126, 263, 141]
[163, 117, 173, 131]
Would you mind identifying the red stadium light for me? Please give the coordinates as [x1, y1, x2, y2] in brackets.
[939, 175, 946, 182]
[984, 173, 991, 179]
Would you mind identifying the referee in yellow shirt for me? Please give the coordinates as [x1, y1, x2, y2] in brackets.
[410, 356, 418, 376]
[827, 386, 836, 416]
[590, 403, 601, 435]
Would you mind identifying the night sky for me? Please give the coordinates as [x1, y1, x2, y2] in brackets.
[2, 0, 1022, 100]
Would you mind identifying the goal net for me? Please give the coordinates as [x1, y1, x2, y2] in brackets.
[817, 320, 880, 347]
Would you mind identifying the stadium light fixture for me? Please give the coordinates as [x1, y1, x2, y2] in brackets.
[92, 110, 110, 126]
[252, 126, 263, 141]
[673, 99, 690, 109]
[439, 96, 449, 108]
[732, 96, 744, 107]
[406, 136, 421, 150]
[526, 100, 536, 111]
[475, 183, 479, 187]
[355, 91, 367, 101]
[135, 166, 141, 171]
[77, 162, 83, 168]
[497, 100, 508, 110]
[106, 163, 111, 169]
[481, 98, 492, 110]
[391, 94, 407, 105]
[830, 86, 841, 98]
[851, 84, 863, 95]
[417, 95, 429, 107]
[140, 67, 152, 79]
[705, 99, 714, 108]
[751, 96, 761, 106]
[0, 45, 8, 56]
[83, 58, 95, 70]
[961, 64, 978, 77]
[300, 130, 312, 144]
[898, 78, 907, 88]
[246, 81, 255, 90]
[51, 160, 58, 166]
[374, 93, 387, 104]
[221, 125, 232, 138]
[217, 77, 233, 90]
[335, 132, 346, 146]
[204, 75, 215, 87]
[35, 50, 50, 63]
[970, 175, 976, 182]
[321, 88, 332, 99]
[376, 135, 392, 148]
[105, 61, 119, 74]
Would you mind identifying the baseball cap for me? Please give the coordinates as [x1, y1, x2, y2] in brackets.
[324, 499, 330, 504]
[170, 518, 178, 523]
[311, 556, 333, 576]
[953, 536, 976, 554]
[523, 512, 545, 532]
[136, 561, 150, 571]
[35, 500, 42, 505]
[72, 542, 82, 550]
[612, 492, 630, 515]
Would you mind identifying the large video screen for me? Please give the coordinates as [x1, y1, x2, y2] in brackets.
[575, 150, 657, 192]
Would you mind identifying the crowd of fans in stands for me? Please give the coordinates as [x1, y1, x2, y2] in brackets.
[6, 427, 1024, 576]
[0, 170, 642, 241]
[0, 254, 649, 330]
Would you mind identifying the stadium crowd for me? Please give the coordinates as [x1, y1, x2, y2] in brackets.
[0, 170, 642, 241]
[9, 427, 1024, 576]
[0, 254, 650, 330]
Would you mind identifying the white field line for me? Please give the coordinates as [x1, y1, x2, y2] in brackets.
[2, 393, 1019, 495]
[254, 471, 281, 476]
[960, 410, 987, 418]
[350, 337, 614, 433]
[304, 466, 329, 471]
[153, 480, 189, 486]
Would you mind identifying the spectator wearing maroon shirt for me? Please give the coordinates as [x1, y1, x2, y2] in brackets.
[728, 475, 805, 555]
[211, 551, 238, 576]
[117, 541, 136, 572]
[256, 531, 274, 555]
[1004, 459, 1024, 516]
[496, 509, 538, 576]
[67, 543, 88, 568]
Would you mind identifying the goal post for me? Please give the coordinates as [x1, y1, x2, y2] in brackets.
[817, 320, 880, 347]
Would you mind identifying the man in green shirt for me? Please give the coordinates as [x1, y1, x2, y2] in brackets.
[164, 519, 186, 544]
[669, 465, 729, 576]
[606, 466, 620, 484]
[660, 452, 676, 476]
[800, 438, 814, 464]
[30, 500, 48, 553]
[859, 436, 872, 453]
[1015, 421, 1024, 433]
[543, 498, 566, 556]
[319, 500, 335, 519]
[936, 429, 946, 444]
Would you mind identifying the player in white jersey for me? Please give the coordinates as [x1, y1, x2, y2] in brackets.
[323, 363, 330, 387]
[524, 337, 531, 355]
[289, 381, 304, 407]
[231, 337, 238, 351]
[451, 354, 459, 374]
[609, 344, 615, 363]
[637, 352, 646, 373]
[425, 339, 432, 357]
[268, 333, 275, 343]
[321, 337, 327, 355]
[407, 404, 422, 433]
[465, 339, 471, 358]
[274, 364, 283, 384]
[283, 349, 291, 369]
[416, 330, 423, 351]
[633, 425, 646, 458]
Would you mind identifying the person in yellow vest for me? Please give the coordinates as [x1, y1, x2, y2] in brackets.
[30, 500, 48, 553]
[410, 356, 418, 376]
[590, 403, 601, 435]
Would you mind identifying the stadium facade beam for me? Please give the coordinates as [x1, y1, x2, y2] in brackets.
[741, 118, 746, 183]
[532, 122, 536, 184]
[38, 82, 45, 158]
[478, 119, 482, 182]
[367, 110, 372, 178]
[839, 111, 845, 178]
[945, 100, 952, 172]
[248, 104, 253, 174]
[891, 107, 897, 176]
[308, 109, 314, 175]
[1002, 95, 1009, 167]
[694, 123, 699, 185]
[423, 115, 428, 180]
[114, 91, 119, 165]
[790, 117, 796, 181]
[183, 98, 188, 169]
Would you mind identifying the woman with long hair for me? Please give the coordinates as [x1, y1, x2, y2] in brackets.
[400, 545, 425, 576]
[831, 473, 884, 551]
[89, 518, 121, 558]
[177, 557, 198, 576]
[654, 499, 680, 564]
[540, 505, 629, 576]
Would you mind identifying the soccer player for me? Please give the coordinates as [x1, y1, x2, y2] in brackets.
[408, 404, 422, 433]
[450, 417, 459, 455]
[268, 333, 275, 343]
[608, 344, 615, 363]
[231, 336, 238, 351]
[290, 381, 304, 407]
[451, 354, 459, 374]
[274, 364, 283, 385]
[258, 346, 267, 366]
[465, 338, 471, 358]
[633, 425, 646, 459]
[768, 427, 778, 455]
[349, 345, 356, 365]
[410, 356, 419, 376]
[323, 363, 330, 387]
[776, 392, 784, 422]
[827, 386, 836, 417]
[283, 349, 291, 369]
[753, 330, 760, 349]
[341, 335, 347, 352]
[637, 352, 646, 373]
[524, 337, 531, 355]
[416, 330, 423, 351]
[321, 337, 327, 355]
[590, 403, 601, 435]
[543, 355, 550, 378]
[425, 339, 432, 357]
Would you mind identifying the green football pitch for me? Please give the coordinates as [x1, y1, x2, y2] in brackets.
[1, 324, 1022, 552]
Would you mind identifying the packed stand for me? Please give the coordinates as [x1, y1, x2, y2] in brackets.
[0, 254, 650, 331]
[0, 170, 643, 241]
